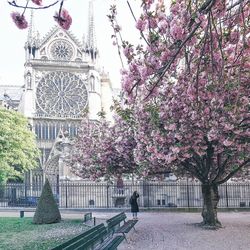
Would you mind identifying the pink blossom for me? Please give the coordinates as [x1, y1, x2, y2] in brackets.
[54, 9, 72, 30]
[214, 0, 226, 17]
[230, 31, 240, 44]
[11, 12, 28, 29]
[165, 154, 176, 164]
[136, 18, 147, 32]
[170, 3, 180, 15]
[170, 23, 184, 40]
[31, 0, 42, 6]
[123, 46, 133, 57]
[160, 52, 171, 64]
[223, 140, 233, 147]
[168, 124, 176, 131]
[158, 19, 168, 32]
[170, 146, 180, 154]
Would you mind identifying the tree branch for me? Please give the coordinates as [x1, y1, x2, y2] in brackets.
[127, 1, 150, 46]
[8, 0, 60, 10]
[217, 159, 250, 185]
[227, 0, 249, 11]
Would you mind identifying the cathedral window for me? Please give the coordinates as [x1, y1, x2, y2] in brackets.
[50, 40, 74, 61]
[40, 124, 43, 139]
[50, 124, 55, 139]
[47, 124, 51, 140]
[35, 123, 42, 139]
[70, 125, 74, 137]
[42, 124, 49, 140]
[71, 125, 78, 137]
[56, 124, 61, 138]
[36, 71, 88, 118]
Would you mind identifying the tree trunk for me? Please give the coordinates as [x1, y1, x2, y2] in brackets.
[201, 183, 221, 228]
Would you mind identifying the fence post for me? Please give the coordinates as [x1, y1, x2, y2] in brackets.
[186, 178, 190, 208]
[147, 183, 150, 208]
[65, 181, 68, 208]
[225, 182, 229, 208]
[106, 184, 109, 208]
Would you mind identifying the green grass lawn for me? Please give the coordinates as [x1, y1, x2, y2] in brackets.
[0, 217, 89, 250]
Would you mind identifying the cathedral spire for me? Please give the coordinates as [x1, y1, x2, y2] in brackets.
[86, 0, 98, 62]
[27, 10, 35, 45]
[87, 0, 96, 49]
[26, 10, 39, 59]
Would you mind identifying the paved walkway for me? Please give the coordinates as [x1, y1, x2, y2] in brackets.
[1, 210, 250, 250]
[118, 212, 250, 250]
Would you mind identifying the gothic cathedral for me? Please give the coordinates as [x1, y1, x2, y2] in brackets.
[19, 3, 113, 186]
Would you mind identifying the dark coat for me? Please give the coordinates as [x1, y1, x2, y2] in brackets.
[130, 194, 139, 213]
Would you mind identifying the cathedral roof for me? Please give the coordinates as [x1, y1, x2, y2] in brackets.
[39, 25, 83, 49]
[0, 85, 23, 101]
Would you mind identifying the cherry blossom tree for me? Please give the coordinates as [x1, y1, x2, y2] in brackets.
[111, 0, 250, 227]
[8, 0, 72, 30]
[69, 117, 104, 180]
[70, 113, 138, 180]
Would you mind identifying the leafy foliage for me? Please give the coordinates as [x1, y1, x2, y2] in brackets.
[0, 108, 39, 183]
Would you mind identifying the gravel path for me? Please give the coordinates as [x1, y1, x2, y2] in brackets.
[117, 212, 250, 250]
[1, 210, 249, 250]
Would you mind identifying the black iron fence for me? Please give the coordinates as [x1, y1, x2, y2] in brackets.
[0, 181, 250, 209]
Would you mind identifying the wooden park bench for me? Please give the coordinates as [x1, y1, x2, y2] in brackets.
[51, 223, 124, 250]
[106, 212, 138, 242]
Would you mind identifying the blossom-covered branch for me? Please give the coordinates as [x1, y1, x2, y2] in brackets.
[9, 0, 72, 30]
[8, 0, 60, 10]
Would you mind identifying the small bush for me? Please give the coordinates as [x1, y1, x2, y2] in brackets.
[33, 178, 61, 224]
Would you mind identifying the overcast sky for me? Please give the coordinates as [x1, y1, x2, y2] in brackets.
[0, 0, 143, 88]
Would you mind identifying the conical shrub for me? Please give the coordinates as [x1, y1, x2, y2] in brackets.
[33, 178, 61, 224]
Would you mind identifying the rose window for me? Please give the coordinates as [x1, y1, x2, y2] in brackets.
[36, 72, 88, 117]
[50, 40, 74, 60]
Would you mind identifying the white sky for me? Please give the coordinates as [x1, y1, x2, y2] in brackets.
[0, 0, 142, 88]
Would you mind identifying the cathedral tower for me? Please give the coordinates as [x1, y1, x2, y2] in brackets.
[20, 2, 113, 185]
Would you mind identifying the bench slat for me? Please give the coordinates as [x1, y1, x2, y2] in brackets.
[106, 212, 126, 223]
[51, 224, 104, 250]
[99, 235, 125, 250]
[64, 227, 107, 250]
[116, 220, 138, 233]
[106, 212, 127, 231]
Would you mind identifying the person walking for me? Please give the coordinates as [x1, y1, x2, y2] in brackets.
[129, 191, 139, 220]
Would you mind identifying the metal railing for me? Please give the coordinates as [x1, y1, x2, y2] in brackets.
[0, 181, 250, 209]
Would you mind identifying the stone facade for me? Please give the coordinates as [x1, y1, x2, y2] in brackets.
[10, 8, 113, 186]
